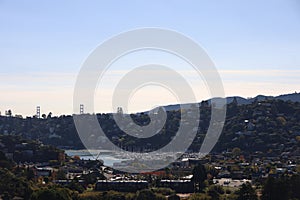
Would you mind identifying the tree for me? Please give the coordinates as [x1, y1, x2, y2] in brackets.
[191, 164, 207, 192]
[82, 171, 102, 184]
[232, 97, 238, 105]
[0, 168, 32, 199]
[261, 177, 286, 200]
[168, 194, 180, 200]
[236, 182, 258, 200]
[67, 181, 85, 193]
[30, 188, 72, 200]
[136, 189, 155, 200]
[132, 189, 166, 200]
[261, 175, 300, 200]
[207, 187, 220, 200]
[44, 176, 49, 184]
[0, 151, 14, 170]
[42, 114, 47, 119]
[5, 110, 12, 117]
[164, 167, 171, 178]
[2, 192, 10, 200]
[189, 193, 211, 200]
[290, 175, 300, 199]
[26, 167, 35, 181]
[47, 112, 52, 119]
[227, 97, 238, 117]
[117, 107, 123, 115]
[55, 169, 66, 180]
[232, 147, 241, 157]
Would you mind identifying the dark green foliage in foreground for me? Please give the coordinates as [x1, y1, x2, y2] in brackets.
[207, 185, 224, 200]
[167, 194, 180, 200]
[192, 164, 207, 192]
[136, 189, 166, 200]
[188, 193, 211, 200]
[77, 190, 167, 200]
[0, 168, 32, 200]
[30, 188, 73, 200]
[151, 188, 175, 196]
[66, 181, 85, 194]
[78, 191, 125, 200]
[235, 182, 258, 200]
[261, 175, 300, 200]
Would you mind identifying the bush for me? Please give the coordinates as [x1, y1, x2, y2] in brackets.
[136, 189, 166, 200]
[261, 175, 300, 200]
[0, 168, 32, 199]
[103, 191, 126, 200]
[78, 191, 102, 200]
[236, 182, 257, 200]
[66, 181, 85, 193]
[30, 188, 72, 200]
[189, 193, 211, 200]
[208, 185, 224, 195]
[168, 194, 180, 200]
[151, 188, 175, 196]
[225, 189, 231, 194]
[136, 189, 156, 200]
[125, 192, 136, 200]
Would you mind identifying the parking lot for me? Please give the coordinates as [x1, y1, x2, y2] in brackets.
[213, 178, 251, 187]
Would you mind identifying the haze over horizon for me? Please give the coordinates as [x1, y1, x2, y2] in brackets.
[1, 91, 299, 117]
[1, 1, 300, 116]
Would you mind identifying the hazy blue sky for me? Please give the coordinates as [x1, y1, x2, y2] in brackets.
[1, 0, 300, 116]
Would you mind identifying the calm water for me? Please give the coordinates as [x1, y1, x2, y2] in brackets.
[65, 149, 126, 167]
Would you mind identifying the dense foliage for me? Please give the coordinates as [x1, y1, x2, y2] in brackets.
[261, 175, 300, 200]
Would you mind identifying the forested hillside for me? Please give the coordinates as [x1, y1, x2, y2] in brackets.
[1, 98, 300, 156]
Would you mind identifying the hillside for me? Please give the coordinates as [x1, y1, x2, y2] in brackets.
[160, 92, 300, 111]
[0, 93, 300, 156]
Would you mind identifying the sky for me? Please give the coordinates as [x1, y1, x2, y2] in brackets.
[0, 0, 300, 116]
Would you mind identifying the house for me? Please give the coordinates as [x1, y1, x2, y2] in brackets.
[35, 167, 53, 177]
[66, 168, 84, 179]
[217, 170, 231, 178]
[231, 171, 246, 179]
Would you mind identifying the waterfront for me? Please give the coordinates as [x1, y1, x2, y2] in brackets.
[65, 149, 127, 167]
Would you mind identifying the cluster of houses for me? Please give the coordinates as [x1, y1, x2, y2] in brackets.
[3, 136, 296, 193]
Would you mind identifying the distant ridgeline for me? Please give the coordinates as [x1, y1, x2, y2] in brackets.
[0, 92, 300, 156]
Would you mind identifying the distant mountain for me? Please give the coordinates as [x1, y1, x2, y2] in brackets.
[156, 92, 300, 112]
[276, 92, 300, 102]
[226, 94, 300, 104]
[232, 92, 300, 104]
